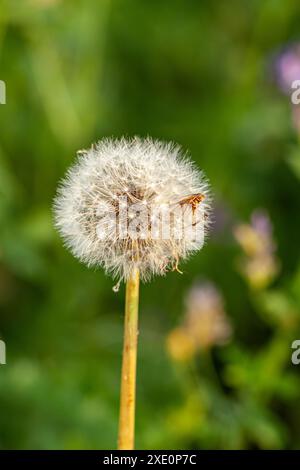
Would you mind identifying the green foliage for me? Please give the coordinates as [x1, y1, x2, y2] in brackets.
[1, 0, 300, 449]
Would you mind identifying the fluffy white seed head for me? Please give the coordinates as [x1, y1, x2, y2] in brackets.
[54, 137, 211, 283]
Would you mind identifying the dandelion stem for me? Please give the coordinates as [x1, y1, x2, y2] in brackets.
[118, 267, 140, 450]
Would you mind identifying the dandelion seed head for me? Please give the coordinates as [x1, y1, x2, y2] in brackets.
[54, 137, 211, 282]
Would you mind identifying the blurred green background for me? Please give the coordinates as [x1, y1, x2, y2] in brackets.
[1, 0, 300, 450]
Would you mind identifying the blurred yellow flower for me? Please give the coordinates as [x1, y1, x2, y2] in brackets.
[166, 282, 232, 362]
[184, 282, 232, 350]
[234, 211, 279, 289]
[234, 224, 267, 257]
[243, 255, 279, 290]
[166, 327, 196, 362]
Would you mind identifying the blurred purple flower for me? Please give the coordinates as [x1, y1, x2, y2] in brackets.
[251, 210, 271, 234]
[275, 43, 300, 94]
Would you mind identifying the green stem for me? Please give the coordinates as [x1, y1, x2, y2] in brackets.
[118, 268, 140, 450]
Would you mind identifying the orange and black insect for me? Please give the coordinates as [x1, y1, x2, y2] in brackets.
[178, 193, 205, 214]
[175, 193, 206, 227]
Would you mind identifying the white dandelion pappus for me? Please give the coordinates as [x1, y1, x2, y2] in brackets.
[53, 137, 211, 283]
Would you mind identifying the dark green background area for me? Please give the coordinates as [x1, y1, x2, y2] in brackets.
[1, 0, 300, 449]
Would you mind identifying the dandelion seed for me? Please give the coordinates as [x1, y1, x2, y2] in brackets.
[113, 280, 121, 293]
